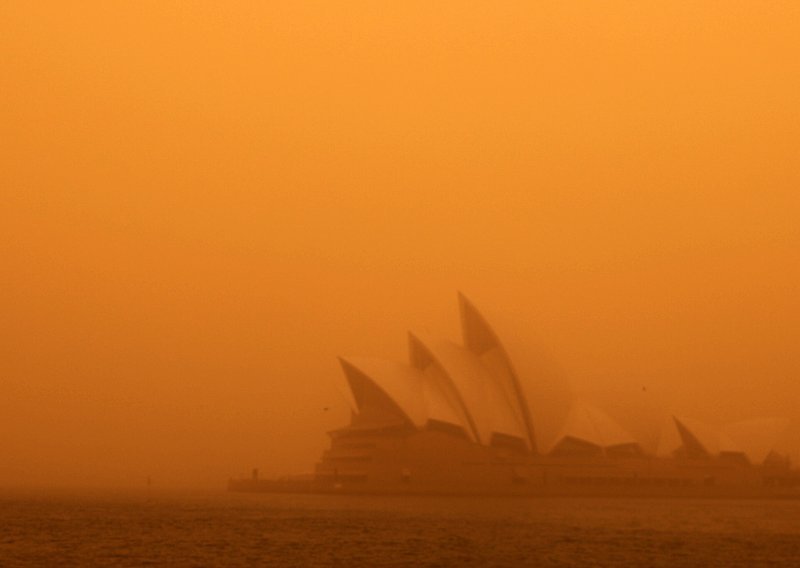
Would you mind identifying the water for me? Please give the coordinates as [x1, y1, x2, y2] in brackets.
[2, 491, 800, 566]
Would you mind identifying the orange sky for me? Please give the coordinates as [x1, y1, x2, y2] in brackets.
[2, 2, 799, 488]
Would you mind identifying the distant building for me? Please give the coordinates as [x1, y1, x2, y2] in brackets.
[232, 294, 798, 496]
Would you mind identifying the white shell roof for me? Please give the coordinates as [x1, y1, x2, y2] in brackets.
[459, 294, 535, 449]
[338, 357, 427, 428]
[555, 400, 639, 450]
[338, 358, 410, 429]
[671, 415, 751, 459]
[673, 416, 719, 456]
[656, 414, 683, 457]
[658, 415, 734, 458]
[408, 333, 477, 441]
[458, 293, 571, 453]
[662, 415, 788, 462]
[420, 366, 468, 433]
[411, 333, 528, 445]
[578, 387, 666, 455]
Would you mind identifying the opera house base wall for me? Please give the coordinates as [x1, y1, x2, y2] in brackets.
[229, 427, 800, 499]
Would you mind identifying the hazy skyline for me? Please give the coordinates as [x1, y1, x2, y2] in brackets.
[2, 2, 798, 488]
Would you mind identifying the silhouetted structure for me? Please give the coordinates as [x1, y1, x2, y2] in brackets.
[231, 294, 799, 497]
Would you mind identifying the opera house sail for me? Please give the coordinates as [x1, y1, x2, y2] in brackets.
[230, 294, 799, 497]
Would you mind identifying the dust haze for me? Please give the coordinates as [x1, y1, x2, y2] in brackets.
[1, 2, 798, 489]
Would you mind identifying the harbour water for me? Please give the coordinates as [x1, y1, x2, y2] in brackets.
[2, 490, 800, 566]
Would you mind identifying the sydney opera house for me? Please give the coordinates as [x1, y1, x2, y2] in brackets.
[231, 294, 799, 497]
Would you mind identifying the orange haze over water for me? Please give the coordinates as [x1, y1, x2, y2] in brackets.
[2, 2, 799, 489]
